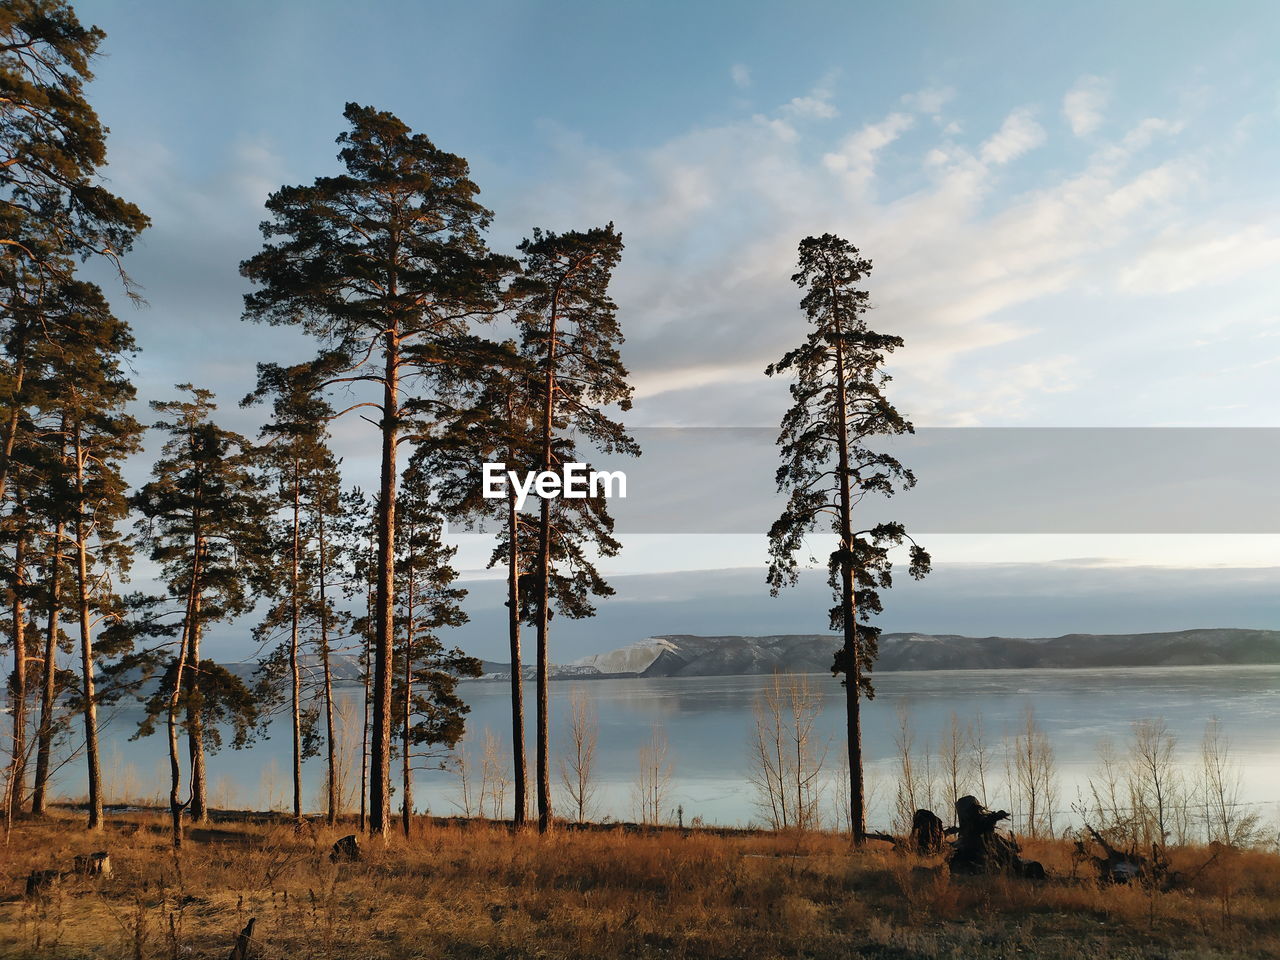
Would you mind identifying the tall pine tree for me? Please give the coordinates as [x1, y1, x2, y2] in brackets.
[245, 362, 348, 822]
[132, 386, 266, 844]
[241, 104, 514, 835]
[766, 234, 929, 844]
[511, 224, 638, 832]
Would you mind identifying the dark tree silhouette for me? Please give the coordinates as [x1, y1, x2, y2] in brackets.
[766, 234, 930, 844]
[132, 386, 267, 845]
[241, 104, 513, 836]
[510, 224, 638, 832]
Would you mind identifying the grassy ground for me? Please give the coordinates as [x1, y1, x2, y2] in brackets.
[2, 811, 1278, 959]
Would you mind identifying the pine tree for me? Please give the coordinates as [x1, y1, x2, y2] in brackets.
[132, 386, 267, 844]
[766, 234, 930, 843]
[510, 224, 638, 832]
[0, 0, 148, 304]
[428, 354, 539, 827]
[392, 456, 477, 836]
[245, 362, 347, 822]
[34, 280, 141, 829]
[0, 2, 148, 508]
[242, 104, 514, 835]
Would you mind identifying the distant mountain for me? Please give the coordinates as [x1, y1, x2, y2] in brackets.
[477, 629, 1280, 679]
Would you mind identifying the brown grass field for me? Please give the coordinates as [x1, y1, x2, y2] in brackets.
[2, 810, 1279, 959]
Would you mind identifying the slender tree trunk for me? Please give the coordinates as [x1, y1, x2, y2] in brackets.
[290, 460, 303, 821]
[30, 519, 65, 817]
[401, 540, 418, 838]
[187, 534, 208, 823]
[5, 527, 29, 828]
[829, 286, 864, 844]
[73, 432, 103, 830]
[535, 289, 562, 834]
[359, 623, 370, 833]
[317, 509, 337, 826]
[506, 473, 527, 828]
[370, 330, 400, 836]
[169, 549, 201, 849]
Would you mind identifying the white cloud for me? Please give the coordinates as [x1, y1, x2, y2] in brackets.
[1119, 224, 1280, 294]
[822, 112, 914, 193]
[980, 108, 1046, 165]
[902, 86, 955, 116]
[731, 63, 750, 89]
[504, 88, 1250, 429]
[784, 95, 838, 119]
[1063, 75, 1110, 137]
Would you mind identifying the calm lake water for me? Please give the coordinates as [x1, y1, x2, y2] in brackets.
[16, 665, 1280, 834]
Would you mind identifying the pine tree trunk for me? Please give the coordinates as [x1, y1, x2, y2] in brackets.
[370, 330, 400, 836]
[401, 544, 417, 838]
[359, 622, 370, 833]
[5, 527, 29, 828]
[830, 287, 864, 845]
[535, 289, 561, 834]
[187, 533, 208, 823]
[507, 481, 527, 828]
[169, 552, 201, 849]
[30, 519, 65, 817]
[290, 460, 303, 822]
[74, 434, 103, 830]
[317, 509, 337, 826]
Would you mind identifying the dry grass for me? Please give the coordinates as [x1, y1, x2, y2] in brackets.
[2, 811, 1279, 959]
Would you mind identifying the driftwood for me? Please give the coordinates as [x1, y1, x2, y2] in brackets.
[948, 796, 1044, 879]
[1075, 825, 1170, 885]
[330, 834, 361, 863]
[228, 917, 261, 960]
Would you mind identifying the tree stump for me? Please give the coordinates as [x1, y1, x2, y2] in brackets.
[330, 834, 361, 863]
[228, 917, 261, 960]
[948, 795, 1044, 879]
[25, 870, 61, 898]
[910, 809, 946, 854]
[73, 851, 112, 878]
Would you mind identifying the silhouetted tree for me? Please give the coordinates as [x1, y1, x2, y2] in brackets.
[245, 362, 347, 822]
[241, 104, 514, 835]
[766, 234, 929, 844]
[392, 456, 477, 836]
[428, 354, 539, 827]
[132, 386, 266, 844]
[510, 224, 638, 832]
[31, 281, 142, 829]
[0, 1, 148, 504]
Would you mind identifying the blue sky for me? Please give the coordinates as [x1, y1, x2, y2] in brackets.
[67, 1, 1280, 650]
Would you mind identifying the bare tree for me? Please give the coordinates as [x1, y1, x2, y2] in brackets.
[1010, 704, 1058, 839]
[1200, 718, 1260, 847]
[938, 711, 968, 826]
[896, 706, 936, 834]
[634, 723, 673, 826]
[1129, 717, 1180, 849]
[557, 687, 598, 823]
[965, 712, 992, 807]
[480, 728, 511, 821]
[747, 672, 827, 830]
[452, 739, 475, 818]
